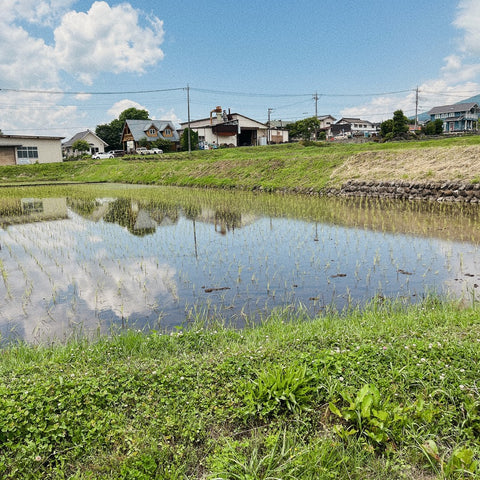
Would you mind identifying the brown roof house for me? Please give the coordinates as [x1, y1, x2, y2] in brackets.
[121, 119, 180, 152]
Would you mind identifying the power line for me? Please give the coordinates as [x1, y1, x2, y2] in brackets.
[191, 87, 414, 98]
[0, 87, 185, 95]
[1, 85, 416, 98]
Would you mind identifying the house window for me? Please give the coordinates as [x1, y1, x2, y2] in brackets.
[163, 128, 172, 137]
[21, 199, 43, 214]
[17, 146, 38, 159]
[149, 128, 157, 135]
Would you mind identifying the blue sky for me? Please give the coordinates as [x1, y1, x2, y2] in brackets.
[2, 0, 480, 138]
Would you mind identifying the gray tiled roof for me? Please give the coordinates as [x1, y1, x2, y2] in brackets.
[125, 119, 180, 142]
[63, 129, 107, 147]
[428, 102, 479, 115]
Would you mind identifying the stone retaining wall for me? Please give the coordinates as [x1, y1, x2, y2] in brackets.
[326, 181, 480, 203]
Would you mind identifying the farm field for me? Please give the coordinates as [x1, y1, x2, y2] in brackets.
[1, 184, 479, 343]
[1, 138, 480, 478]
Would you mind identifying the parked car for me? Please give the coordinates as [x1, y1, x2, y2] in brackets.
[136, 147, 163, 155]
[92, 152, 114, 159]
[111, 150, 125, 157]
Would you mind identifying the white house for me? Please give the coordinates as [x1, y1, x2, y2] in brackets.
[0, 134, 64, 165]
[335, 117, 378, 137]
[63, 129, 108, 156]
[179, 107, 269, 148]
[318, 115, 336, 136]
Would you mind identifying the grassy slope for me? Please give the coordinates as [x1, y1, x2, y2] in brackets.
[1, 301, 480, 479]
[1, 135, 480, 191]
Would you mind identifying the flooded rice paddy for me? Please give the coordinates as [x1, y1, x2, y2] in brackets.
[0, 184, 479, 343]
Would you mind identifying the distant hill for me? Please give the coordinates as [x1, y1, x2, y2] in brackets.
[414, 93, 480, 123]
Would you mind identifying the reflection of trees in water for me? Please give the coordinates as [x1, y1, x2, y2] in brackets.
[214, 209, 242, 234]
[148, 201, 179, 225]
[104, 198, 136, 230]
[103, 199, 180, 236]
[0, 198, 22, 217]
[67, 198, 99, 216]
[183, 204, 201, 220]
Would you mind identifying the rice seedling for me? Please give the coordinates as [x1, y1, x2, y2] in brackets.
[0, 184, 479, 342]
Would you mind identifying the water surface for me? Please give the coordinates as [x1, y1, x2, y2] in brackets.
[0, 185, 479, 342]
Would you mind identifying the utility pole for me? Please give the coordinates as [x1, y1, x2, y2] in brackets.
[267, 108, 273, 144]
[187, 84, 191, 153]
[313, 91, 319, 140]
[313, 91, 319, 118]
[415, 86, 419, 129]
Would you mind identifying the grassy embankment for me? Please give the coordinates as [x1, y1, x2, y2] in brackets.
[1, 137, 480, 478]
[1, 135, 480, 190]
[1, 300, 480, 479]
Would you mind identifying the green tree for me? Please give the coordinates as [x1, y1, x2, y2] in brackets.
[96, 108, 150, 151]
[152, 138, 175, 152]
[380, 119, 393, 137]
[286, 117, 321, 140]
[421, 119, 444, 136]
[118, 108, 149, 123]
[72, 139, 90, 155]
[96, 120, 123, 151]
[392, 110, 409, 136]
[180, 128, 199, 151]
[434, 118, 444, 134]
[137, 137, 149, 148]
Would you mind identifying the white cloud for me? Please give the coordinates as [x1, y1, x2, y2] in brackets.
[75, 93, 92, 101]
[53, 1, 165, 84]
[341, 92, 417, 121]
[0, 22, 58, 88]
[454, 0, 480, 55]
[3, 0, 75, 26]
[0, 1, 165, 134]
[107, 99, 148, 119]
[341, 1, 480, 122]
[0, 90, 83, 135]
[154, 107, 182, 125]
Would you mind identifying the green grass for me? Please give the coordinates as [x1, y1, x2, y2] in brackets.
[1, 299, 480, 478]
[2, 136, 480, 192]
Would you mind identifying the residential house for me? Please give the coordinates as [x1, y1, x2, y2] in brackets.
[330, 123, 352, 139]
[179, 107, 268, 148]
[0, 197, 68, 228]
[335, 117, 378, 137]
[121, 119, 180, 152]
[63, 129, 108, 157]
[0, 134, 64, 165]
[317, 115, 336, 136]
[267, 120, 289, 144]
[427, 102, 479, 133]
